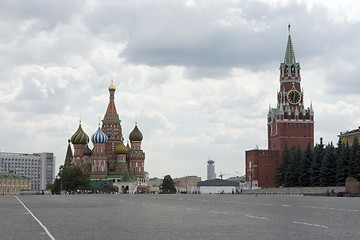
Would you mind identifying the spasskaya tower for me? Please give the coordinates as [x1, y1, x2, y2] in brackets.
[246, 25, 314, 188]
[267, 25, 314, 152]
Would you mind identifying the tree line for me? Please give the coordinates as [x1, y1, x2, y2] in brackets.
[276, 137, 360, 187]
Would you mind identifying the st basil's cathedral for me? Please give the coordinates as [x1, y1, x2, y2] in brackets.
[64, 82, 147, 193]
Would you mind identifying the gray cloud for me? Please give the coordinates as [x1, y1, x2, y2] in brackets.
[1, 1, 360, 179]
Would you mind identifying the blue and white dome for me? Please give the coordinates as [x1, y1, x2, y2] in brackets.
[91, 127, 108, 144]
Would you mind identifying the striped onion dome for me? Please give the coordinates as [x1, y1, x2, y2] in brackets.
[71, 122, 89, 145]
[115, 141, 129, 155]
[91, 127, 108, 144]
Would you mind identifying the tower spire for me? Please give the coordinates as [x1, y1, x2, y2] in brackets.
[288, 24, 291, 35]
[64, 139, 73, 166]
[284, 24, 296, 65]
[104, 82, 119, 120]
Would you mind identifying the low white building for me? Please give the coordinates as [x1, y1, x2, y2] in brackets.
[196, 179, 239, 194]
[147, 177, 163, 194]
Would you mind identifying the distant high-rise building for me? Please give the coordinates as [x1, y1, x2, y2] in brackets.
[207, 159, 216, 180]
[0, 152, 55, 190]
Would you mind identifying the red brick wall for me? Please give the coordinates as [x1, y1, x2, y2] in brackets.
[269, 122, 314, 152]
[246, 149, 280, 187]
[345, 178, 360, 193]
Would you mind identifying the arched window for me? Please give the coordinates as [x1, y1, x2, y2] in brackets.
[284, 112, 288, 119]
[291, 65, 295, 74]
[299, 112, 303, 120]
[284, 65, 289, 74]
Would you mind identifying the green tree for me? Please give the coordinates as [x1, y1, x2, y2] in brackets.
[285, 146, 301, 187]
[160, 175, 177, 194]
[52, 165, 90, 193]
[276, 146, 290, 186]
[299, 143, 313, 187]
[336, 140, 349, 186]
[319, 143, 337, 186]
[349, 137, 360, 179]
[311, 138, 324, 186]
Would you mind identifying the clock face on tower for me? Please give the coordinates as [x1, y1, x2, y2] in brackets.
[287, 89, 301, 105]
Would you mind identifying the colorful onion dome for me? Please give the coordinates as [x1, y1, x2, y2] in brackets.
[91, 127, 108, 144]
[83, 145, 92, 156]
[71, 121, 89, 145]
[115, 141, 129, 155]
[129, 123, 143, 141]
[108, 81, 116, 91]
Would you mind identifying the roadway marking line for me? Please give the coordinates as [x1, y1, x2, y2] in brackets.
[302, 206, 358, 212]
[15, 196, 56, 240]
[245, 215, 268, 220]
[211, 210, 229, 215]
[282, 204, 292, 207]
[293, 221, 328, 229]
[186, 207, 200, 211]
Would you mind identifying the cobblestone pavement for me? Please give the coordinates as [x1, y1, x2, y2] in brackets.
[0, 194, 359, 240]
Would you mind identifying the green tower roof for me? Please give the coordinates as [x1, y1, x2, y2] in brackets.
[284, 24, 296, 65]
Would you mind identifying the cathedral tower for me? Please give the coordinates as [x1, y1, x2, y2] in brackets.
[127, 123, 145, 178]
[102, 82, 123, 170]
[70, 121, 89, 167]
[91, 126, 108, 174]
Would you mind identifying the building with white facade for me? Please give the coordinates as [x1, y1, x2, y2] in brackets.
[174, 176, 201, 193]
[0, 152, 56, 190]
[207, 159, 216, 180]
[196, 179, 239, 194]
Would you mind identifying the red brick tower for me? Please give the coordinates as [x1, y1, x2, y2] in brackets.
[127, 123, 146, 178]
[70, 121, 89, 167]
[91, 126, 109, 177]
[267, 25, 314, 152]
[245, 25, 314, 188]
[102, 82, 123, 171]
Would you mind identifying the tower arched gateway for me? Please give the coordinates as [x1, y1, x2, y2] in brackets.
[246, 26, 314, 188]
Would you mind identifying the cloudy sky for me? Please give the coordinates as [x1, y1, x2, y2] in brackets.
[1, 0, 360, 180]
